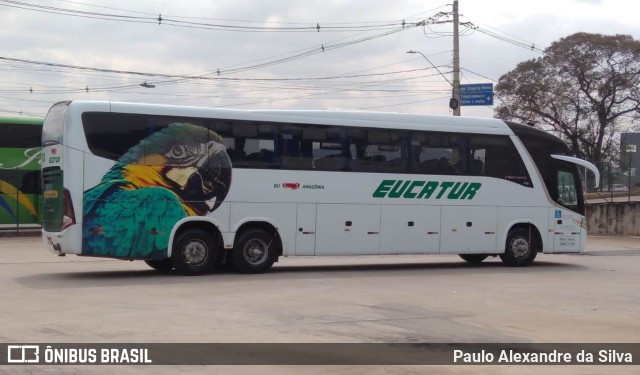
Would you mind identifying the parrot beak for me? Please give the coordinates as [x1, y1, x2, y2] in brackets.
[168, 142, 232, 215]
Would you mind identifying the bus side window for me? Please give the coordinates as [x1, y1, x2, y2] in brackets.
[280, 124, 313, 170]
[208, 120, 235, 161]
[227, 122, 279, 169]
[1, 122, 41, 148]
[470, 135, 532, 187]
[313, 127, 349, 171]
[412, 132, 464, 175]
[281, 139, 313, 170]
[471, 158, 484, 175]
[350, 129, 408, 173]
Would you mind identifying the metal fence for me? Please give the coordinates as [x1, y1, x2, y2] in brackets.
[585, 162, 640, 203]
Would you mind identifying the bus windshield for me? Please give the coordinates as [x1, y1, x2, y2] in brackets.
[507, 122, 588, 215]
[42, 102, 68, 144]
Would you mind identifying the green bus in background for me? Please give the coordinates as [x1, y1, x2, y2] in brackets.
[0, 117, 44, 230]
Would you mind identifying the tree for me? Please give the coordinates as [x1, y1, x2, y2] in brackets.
[494, 32, 640, 167]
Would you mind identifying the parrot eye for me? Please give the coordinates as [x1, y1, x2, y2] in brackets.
[168, 145, 186, 158]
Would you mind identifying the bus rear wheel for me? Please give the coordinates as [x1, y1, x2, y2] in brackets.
[231, 228, 278, 274]
[500, 228, 537, 267]
[171, 229, 216, 275]
[459, 254, 488, 264]
[144, 259, 173, 272]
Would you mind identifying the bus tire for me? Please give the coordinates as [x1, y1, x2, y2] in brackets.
[231, 228, 278, 274]
[171, 229, 216, 276]
[500, 228, 537, 267]
[459, 254, 488, 264]
[144, 259, 173, 272]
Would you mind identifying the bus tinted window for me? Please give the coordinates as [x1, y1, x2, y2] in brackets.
[349, 129, 408, 173]
[280, 124, 313, 170]
[557, 170, 579, 211]
[83, 113, 157, 160]
[221, 121, 278, 169]
[82, 113, 210, 163]
[470, 135, 532, 187]
[0, 123, 41, 148]
[42, 103, 66, 144]
[0, 170, 41, 194]
[82, 112, 535, 181]
[312, 127, 349, 171]
[411, 132, 466, 175]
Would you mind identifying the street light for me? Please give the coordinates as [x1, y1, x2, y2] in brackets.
[406, 50, 460, 115]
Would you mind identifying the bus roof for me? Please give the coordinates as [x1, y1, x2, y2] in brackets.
[64, 100, 513, 134]
[250, 109, 508, 129]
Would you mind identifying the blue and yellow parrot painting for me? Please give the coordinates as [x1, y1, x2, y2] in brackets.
[82, 123, 232, 259]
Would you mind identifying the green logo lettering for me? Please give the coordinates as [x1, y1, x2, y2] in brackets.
[388, 180, 410, 198]
[417, 181, 439, 199]
[435, 181, 455, 199]
[447, 182, 469, 199]
[403, 181, 425, 199]
[372, 180, 395, 198]
[460, 182, 481, 200]
[374, 180, 482, 200]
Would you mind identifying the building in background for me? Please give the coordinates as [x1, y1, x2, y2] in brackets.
[620, 133, 640, 188]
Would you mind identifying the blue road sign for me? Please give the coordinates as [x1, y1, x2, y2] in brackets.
[460, 83, 493, 106]
[460, 92, 494, 106]
[460, 83, 493, 93]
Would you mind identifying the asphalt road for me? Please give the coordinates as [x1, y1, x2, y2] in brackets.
[0, 235, 639, 374]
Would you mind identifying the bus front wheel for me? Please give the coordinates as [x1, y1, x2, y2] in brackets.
[231, 228, 278, 274]
[500, 228, 537, 267]
[171, 229, 216, 275]
[459, 254, 488, 264]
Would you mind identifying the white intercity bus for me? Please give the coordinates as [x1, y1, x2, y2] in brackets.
[41, 101, 599, 275]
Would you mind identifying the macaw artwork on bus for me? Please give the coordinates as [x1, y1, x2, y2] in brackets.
[82, 123, 232, 259]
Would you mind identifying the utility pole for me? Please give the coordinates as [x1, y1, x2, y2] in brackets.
[452, 0, 461, 116]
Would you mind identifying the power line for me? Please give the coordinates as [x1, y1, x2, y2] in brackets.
[0, 0, 432, 32]
[0, 2, 453, 114]
[0, 16, 438, 89]
[0, 63, 453, 106]
[461, 15, 545, 50]
[205, 71, 453, 109]
[459, 21, 545, 54]
[54, 0, 449, 27]
[0, 55, 444, 91]
[357, 96, 450, 110]
[0, 106, 42, 116]
[459, 67, 498, 83]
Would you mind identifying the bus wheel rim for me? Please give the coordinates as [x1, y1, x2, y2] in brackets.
[510, 237, 530, 258]
[182, 239, 208, 266]
[243, 238, 268, 265]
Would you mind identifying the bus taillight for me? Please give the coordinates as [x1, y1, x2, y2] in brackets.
[62, 188, 76, 230]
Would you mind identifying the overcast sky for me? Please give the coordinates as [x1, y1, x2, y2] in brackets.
[1, 0, 639, 119]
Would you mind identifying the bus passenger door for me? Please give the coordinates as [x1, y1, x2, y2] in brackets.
[380, 205, 440, 254]
[295, 203, 316, 256]
[552, 208, 582, 252]
[551, 169, 582, 252]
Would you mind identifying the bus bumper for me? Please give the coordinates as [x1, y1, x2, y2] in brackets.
[42, 225, 82, 255]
